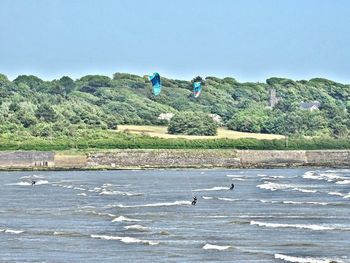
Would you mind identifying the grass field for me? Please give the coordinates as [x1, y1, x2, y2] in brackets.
[118, 125, 285, 140]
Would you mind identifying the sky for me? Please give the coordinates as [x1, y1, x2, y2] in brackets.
[0, 0, 350, 83]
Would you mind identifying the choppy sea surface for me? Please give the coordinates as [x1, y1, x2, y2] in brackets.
[0, 168, 349, 263]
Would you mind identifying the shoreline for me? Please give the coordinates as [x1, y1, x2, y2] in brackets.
[0, 149, 349, 171]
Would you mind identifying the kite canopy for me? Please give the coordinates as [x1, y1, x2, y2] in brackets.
[148, 73, 161, 96]
[193, 81, 202, 98]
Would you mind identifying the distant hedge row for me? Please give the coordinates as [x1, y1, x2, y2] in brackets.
[0, 134, 349, 151]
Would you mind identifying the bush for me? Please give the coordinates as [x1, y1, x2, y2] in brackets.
[168, 111, 218, 136]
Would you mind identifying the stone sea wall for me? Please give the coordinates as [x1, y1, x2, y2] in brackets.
[0, 150, 349, 170]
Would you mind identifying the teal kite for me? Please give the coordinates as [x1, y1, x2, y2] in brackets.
[148, 73, 161, 96]
[193, 81, 202, 98]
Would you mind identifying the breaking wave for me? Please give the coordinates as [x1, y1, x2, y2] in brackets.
[111, 216, 141, 222]
[202, 243, 231, 250]
[260, 200, 328, 206]
[275, 253, 349, 263]
[0, 229, 24, 234]
[257, 182, 317, 193]
[7, 180, 49, 186]
[99, 190, 142, 196]
[124, 225, 149, 231]
[336, 180, 350, 185]
[250, 221, 347, 231]
[303, 171, 346, 182]
[194, 186, 229, 192]
[91, 234, 158, 245]
[202, 196, 238, 202]
[114, 200, 191, 208]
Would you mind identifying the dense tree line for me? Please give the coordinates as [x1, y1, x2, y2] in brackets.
[0, 72, 349, 139]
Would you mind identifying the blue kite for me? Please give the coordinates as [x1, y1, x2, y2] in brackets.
[193, 81, 202, 98]
[148, 73, 161, 96]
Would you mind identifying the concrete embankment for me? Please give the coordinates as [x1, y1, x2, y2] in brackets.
[0, 149, 349, 170]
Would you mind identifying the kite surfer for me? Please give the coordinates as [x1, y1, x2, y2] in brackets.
[191, 196, 197, 205]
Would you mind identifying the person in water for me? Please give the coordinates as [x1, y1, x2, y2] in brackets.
[31, 180, 36, 186]
[230, 183, 234, 190]
[191, 196, 197, 205]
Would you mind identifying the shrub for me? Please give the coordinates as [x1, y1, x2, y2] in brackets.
[168, 111, 218, 136]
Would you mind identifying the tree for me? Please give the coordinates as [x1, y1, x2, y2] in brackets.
[191, 76, 206, 86]
[35, 103, 57, 122]
[168, 111, 217, 136]
[78, 75, 112, 93]
[31, 123, 53, 137]
[227, 105, 269, 133]
[13, 75, 44, 90]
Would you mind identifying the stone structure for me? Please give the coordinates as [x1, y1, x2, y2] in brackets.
[87, 150, 240, 168]
[300, 101, 320, 111]
[268, 88, 280, 108]
[0, 150, 349, 170]
[0, 151, 54, 168]
[86, 150, 350, 169]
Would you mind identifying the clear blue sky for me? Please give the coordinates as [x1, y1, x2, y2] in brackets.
[0, 0, 349, 83]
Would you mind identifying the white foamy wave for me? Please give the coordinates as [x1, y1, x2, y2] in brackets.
[194, 187, 229, 192]
[112, 216, 141, 222]
[282, 201, 328, 206]
[328, 191, 344, 197]
[226, 174, 241, 177]
[99, 190, 142, 196]
[124, 225, 148, 231]
[4, 229, 24, 234]
[77, 193, 87, 196]
[202, 244, 231, 250]
[275, 253, 348, 263]
[202, 196, 238, 202]
[259, 199, 277, 204]
[260, 175, 285, 180]
[20, 175, 45, 179]
[303, 171, 345, 182]
[91, 235, 158, 245]
[53, 231, 65, 235]
[35, 180, 49, 185]
[91, 211, 115, 217]
[336, 180, 350, 185]
[292, 188, 317, 193]
[250, 221, 337, 231]
[218, 197, 239, 202]
[257, 174, 267, 177]
[257, 182, 289, 191]
[343, 194, 350, 199]
[119, 236, 158, 245]
[73, 187, 86, 191]
[115, 200, 191, 208]
[7, 180, 49, 186]
[257, 182, 317, 193]
[7, 181, 31, 186]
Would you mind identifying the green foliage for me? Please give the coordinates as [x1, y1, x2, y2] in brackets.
[168, 111, 218, 136]
[228, 105, 269, 133]
[13, 75, 44, 90]
[35, 103, 58, 122]
[0, 129, 350, 151]
[0, 72, 349, 149]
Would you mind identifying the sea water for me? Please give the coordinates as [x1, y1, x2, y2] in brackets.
[0, 169, 349, 262]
